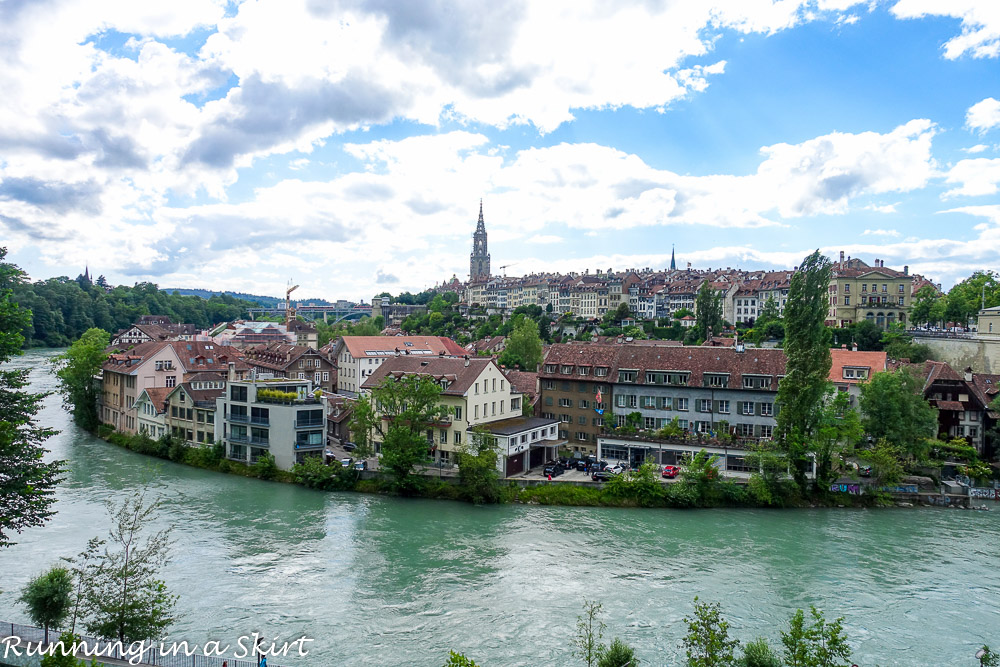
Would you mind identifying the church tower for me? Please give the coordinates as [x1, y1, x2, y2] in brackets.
[470, 200, 491, 283]
[670, 245, 676, 271]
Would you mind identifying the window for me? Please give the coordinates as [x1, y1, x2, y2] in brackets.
[738, 423, 754, 437]
[970, 426, 978, 438]
[475, 382, 479, 394]
[618, 370, 637, 383]
[845, 296, 850, 306]
[545, 364, 557, 373]
[741, 401, 754, 415]
[559, 398, 572, 407]
[698, 399, 712, 413]
[545, 396, 554, 406]
[844, 284, 850, 293]
[760, 403, 773, 416]
[675, 398, 689, 411]
[578, 382, 587, 393]
[644, 417, 656, 429]
[595, 367, 608, 377]
[511, 398, 521, 412]
[560, 414, 571, 423]
[166, 376, 176, 388]
[543, 380, 555, 390]
[862, 284, 867, 292]
[578, 415, 587, 425]
[719, 400, 730, 414]
[454, 406, 462, 421]
[475, 405, 479, 419]
[760, 424, 773, 439]
[578, 366, 590, 376]
[696, 421, 711, 433]
[659, 396, 672, 410]
[155, 361, 163, 371]
[575, 432, 589, 442]
[493, 378, 497, 391]
[579, 399, 589, 409]
[706, 375, 727, 388]
[561, 365, 574, 374]
[882, 284, 887, 293]
[492, 402, 496, 415]
[454, 431, 462, 444]
[440, 429, 448, 444]
[322, 372, 329, 381]
[898, 296, 904, 305]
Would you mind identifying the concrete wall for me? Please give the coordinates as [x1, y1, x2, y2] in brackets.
[913, 335, 1000, 373]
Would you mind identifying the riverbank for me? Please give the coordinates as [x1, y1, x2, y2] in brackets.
[93, 425, 904, 510]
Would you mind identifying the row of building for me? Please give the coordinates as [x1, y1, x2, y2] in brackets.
[102, 321, 1000, 478]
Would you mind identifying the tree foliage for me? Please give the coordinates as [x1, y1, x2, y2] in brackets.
[79, 486, 178, 644]
[695, 282, 724, 342]
[573, 600, 607, 667]
[54, 328, 110, 430]
[858, 368, 937, 457]
[781, 607, 852, 667]
[456, 428, 503, 504]
[776, 250, 833, 491]
[356, 374, 448, 494]
[498, 315, 543, 371]
[0, 247, 62, 548]
[683, 597, 739, 667]
[811, 389, 863, 492]
[597, 638, 639, 667]
[19, 566, 74, 644]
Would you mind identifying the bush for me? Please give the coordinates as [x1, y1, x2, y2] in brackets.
[291, 457, 358, 491]
[598, 638, 639, 667]
[253, 452, 278, 480]
[168, 439, 190, 463]
[740, 637, 781, 667]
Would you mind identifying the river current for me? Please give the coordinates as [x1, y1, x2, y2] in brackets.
[1, 349, 998, 666]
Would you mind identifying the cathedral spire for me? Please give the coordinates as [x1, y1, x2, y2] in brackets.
[470, 200, 491, 283]
[476, 198, 485, 233]
[670, 245, 676, 271]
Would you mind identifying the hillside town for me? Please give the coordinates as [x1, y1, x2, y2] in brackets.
[91, 204, 1000, 487]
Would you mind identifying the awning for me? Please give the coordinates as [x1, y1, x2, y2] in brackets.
[935, 401, 965, 411]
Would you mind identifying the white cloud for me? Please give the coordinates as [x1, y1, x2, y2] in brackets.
[862, 228, 901, 236]
[891, 1, 1000, 59]
[526, 234, 564, 244]
[966, 97, 1000, 132]
[944, 157, 1000, 197]
[864, 204, 898, 213]
[962, 144, 990, 153]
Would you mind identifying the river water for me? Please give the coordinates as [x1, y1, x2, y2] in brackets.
[1, 349, 998, 667]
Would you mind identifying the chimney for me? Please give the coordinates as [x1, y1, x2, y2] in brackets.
[841, 344, 847, 349]
[228, 361, 236, 382]
[904, 265, 909, 275]
[851, 342, 858, 352]
[839, 250, 845, 266]
[464, 355, 470, 367]
[964, 367, 973, 383]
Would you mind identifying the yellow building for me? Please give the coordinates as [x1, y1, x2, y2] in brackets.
[827, 257, 913, 328]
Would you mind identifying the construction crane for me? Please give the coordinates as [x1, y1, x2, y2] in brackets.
[285, 281, 299, 325]
[498, 263, 516, 277]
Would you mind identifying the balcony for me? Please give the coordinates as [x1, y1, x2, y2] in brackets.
[250, 417, 270, 426]
[228, 433, 249, 443]
[294, 419, 324, 429]
[230, 414, 249, 423]
[249, 436, 270, 447]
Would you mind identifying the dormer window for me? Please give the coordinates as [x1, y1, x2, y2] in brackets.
[560, 365, 574, 374]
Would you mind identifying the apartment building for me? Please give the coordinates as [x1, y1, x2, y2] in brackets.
[164, 374, 226, 446]
[538, 344, 617, 454]
[215, 377, 324, 470]
[243, 342, 336, 392]
[332, 335, 466, 396]
[827, 254, 914, 328]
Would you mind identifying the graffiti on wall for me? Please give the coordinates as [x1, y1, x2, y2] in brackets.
[881, 485, 919, 494]
[830, 483, 862, 495]
[969, 488, 1000, 500]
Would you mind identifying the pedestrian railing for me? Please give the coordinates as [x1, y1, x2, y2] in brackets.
[1, 621, 288, 667]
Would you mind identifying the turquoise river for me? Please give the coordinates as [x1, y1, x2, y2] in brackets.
[1, 349, 998, 666]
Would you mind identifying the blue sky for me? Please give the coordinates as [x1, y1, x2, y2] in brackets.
[1, 0, 999, 301]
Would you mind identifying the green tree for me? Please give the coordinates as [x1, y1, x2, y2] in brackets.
[978, 646, 1000, 667]
[679, 451, 724, 506]
[54, 328, 110, 430]
[252, 452, 278, 480]
[498, 315, 543, 371]
[946, 270, 1000, 326]
[19, 566, 74, 644]
[910, 285, 941, 328]
[39, 630, 84, 667]
[456, 428, 502, 504]
[776, 250, 833, 491]
[849, 320, 883, 351]
[695, 282, 724, 341]
[0, 248, 62, 548]
[744, 442, 793, 507]
[673, 307, 694, 320]
[861, 439, 905, 488]
[683, 597, 739, 667]
[811, 389, 863, 492]
[80, 486, 178, 644]
[858, 368, 937, 458]
[359, 374, 447, 494]
[443, 652, 481, 667]
[573, 600, 607, 667]
[597, 638, 639, 667]
[780, 607, 852, 667]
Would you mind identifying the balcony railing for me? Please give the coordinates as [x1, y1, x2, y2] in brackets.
[249, 437, 270, 446]
[230, 414, 249, 423]
[250, 417, 270, 426]
[228, 433, 249, 443]
[294, 419, 324, 428]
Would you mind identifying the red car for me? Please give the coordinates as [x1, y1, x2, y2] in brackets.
[661, 465, 680, 479]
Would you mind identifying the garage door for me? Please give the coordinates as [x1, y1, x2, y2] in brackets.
[505, 453, 524, 477]
[529, 447, 545, 468]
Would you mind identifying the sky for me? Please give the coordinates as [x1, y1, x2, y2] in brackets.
[1, 1, 1000, 302]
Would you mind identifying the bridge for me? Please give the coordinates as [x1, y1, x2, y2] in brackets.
[247, 305, 373, 324]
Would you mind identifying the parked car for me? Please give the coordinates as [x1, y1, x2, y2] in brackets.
[575, 459, 589, 471]
[342, 442, 357, 452]
[353, 460, 367, 471]
[591, 470, 615, 482]
[661, 465, 680, 479]
[340, 457, 353, 468]
[859, 465, 872, 477]
[543, 463, 565, 477]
